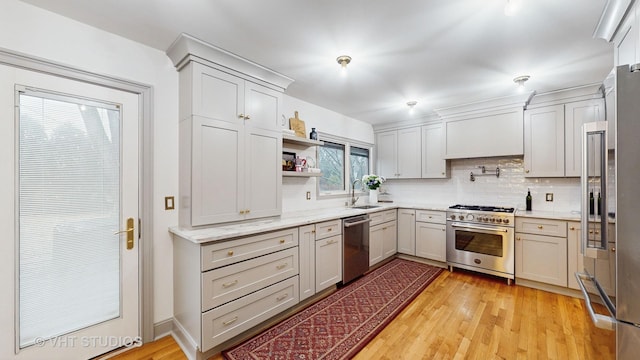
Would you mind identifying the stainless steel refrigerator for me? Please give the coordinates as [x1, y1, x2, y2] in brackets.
[576, 63, 640, 360]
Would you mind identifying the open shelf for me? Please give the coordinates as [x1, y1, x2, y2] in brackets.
[283, 171, 322, 177]
[282, 134, 324, 146]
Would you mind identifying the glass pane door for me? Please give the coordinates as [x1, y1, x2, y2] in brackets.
[18, 91, 121, 347]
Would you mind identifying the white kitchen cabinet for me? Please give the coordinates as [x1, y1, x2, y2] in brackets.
[397, 209, 416, 255]
[444, 109, 524, 159]
[173, 228, 299, 356]
[515, 218, 567, 287]
[524, 99, 604, 178]
[315, 220, 342, 292]
[177, 58, 289, 227]
[613, 2, 639, 66]
[298, 224, 316, 301]
[376, 127, 421, 179]
[369, 210, 397, 266]
[523, 105, 565, 177]
[567, 222, 583, 290]
[421, 123, 448, 178]
[415, 210, 446, 262]
[564, 100, 605, 176]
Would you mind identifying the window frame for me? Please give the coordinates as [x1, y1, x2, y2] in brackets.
[316, 133, 373, 199]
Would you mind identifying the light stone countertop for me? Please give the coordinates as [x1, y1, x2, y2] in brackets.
[515, 209, 615, 223]
[169, 202, 450, 244]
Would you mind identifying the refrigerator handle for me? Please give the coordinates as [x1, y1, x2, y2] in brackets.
[575, 272, 616, 331]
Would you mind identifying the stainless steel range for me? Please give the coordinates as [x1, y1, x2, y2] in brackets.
[446, 204, 515, 284]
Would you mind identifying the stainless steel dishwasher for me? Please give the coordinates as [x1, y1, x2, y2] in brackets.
[342, 214, 371, 284]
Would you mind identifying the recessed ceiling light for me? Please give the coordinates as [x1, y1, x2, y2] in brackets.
[407, 101, 418, 113]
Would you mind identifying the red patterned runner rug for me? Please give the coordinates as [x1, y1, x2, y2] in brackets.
[223, 258, 443, 360]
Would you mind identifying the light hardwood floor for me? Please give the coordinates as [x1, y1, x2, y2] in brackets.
[111, 269, 615, 360]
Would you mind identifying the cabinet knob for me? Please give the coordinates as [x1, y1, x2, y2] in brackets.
[279, 239, 285, 244]
[238, 113, 245, 119]
[611, 247, 616, 252]
[570, 227, 575, 231]
[327, 228, 332, 232]
[525, 170, 530, 173]
[244, 114, 251, 120]
[311, 230, 316, 234]
[537, 225, 543, 229]
[227, 250, 234, 256]
[516, 237, 521, 241]
[246, 209, 251, 214]
[441, 172, 445, 175]
[442, 228, 445, 232]
[239, 210, 245, 215]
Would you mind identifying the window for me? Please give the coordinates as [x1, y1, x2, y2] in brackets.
[318, 141, 345, 193]
[317, 135, 372, 197]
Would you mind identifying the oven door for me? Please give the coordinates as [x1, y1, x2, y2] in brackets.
[446, 221, 514, 277]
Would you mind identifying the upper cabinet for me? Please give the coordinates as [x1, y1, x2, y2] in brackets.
[168, 34, 293, 228]
[421, 123, 448, 178]
[376, 127, 421, 179]
[524, 98, 604, 178]
[443, 108, 524, 159]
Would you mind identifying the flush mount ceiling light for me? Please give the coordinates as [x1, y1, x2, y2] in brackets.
[513, 75, 530, 92]
[406, 101, 418, 113]
[336, 55, 352, 75]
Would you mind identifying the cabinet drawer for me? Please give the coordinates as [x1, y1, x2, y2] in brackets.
[369, 211, 385, 226]
[202, 276, 299, 351]
[515, 218, 566, 237]
[382, 209, 397, 222]
[202, 247, 299, 311]
[315, 219, 342, 240]
[201, 228, 298, 271]
[416, 210, 446, 224]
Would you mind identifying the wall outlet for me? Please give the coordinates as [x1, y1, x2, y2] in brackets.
[164, 196, 175, 210]
[306, 191, 311, 200]
[546, 193, 553, 202]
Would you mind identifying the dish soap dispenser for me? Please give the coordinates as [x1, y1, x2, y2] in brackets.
[526, 189, 532, 211]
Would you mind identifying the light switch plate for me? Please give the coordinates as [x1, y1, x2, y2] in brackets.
[546, 193, 553, 202]
[306, 191, 311, 200]
[165, 196, 175, 210]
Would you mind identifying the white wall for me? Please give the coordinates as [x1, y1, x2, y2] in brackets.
[0, 0, 179, 325]
[281, 95, 375, 212]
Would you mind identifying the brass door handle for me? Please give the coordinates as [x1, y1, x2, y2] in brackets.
[114, 217, 135, 250]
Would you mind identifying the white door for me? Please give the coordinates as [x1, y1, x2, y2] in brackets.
[0, 66, 140, 359]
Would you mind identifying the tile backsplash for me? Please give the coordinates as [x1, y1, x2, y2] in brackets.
[283, 154, 616, 214]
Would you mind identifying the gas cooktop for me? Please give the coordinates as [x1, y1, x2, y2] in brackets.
[448, 204, 515, 213]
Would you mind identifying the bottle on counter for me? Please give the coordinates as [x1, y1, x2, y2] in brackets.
[526, 189, 532, 211]
[597, 192, 601, 216]
[309, 128, 318, 140]
[589, 191, 595, 215]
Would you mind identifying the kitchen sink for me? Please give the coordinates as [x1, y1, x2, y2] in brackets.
[351, 205, 381, 209]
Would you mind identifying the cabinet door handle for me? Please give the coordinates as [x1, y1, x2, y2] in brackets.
[223, 316, 238, 326]
[279, 239, 286, 244]
[227, 250, 234, 256]
[383, 227, 387, 230]
[276, 263, 287, 270]
[276, 293, 288, 301]
[326, 239, 336, 245]
[311, 230, 316, 234]
[222, 279, 238, 288]
[327, 228, 332, 232]
[238, 113, 245, 119]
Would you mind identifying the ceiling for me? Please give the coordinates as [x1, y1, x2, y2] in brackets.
[19, 0, 613, 125]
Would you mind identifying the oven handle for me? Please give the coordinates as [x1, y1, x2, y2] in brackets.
[450, 222, 509, 233]
[575, 272, 616, 331]
[344, 218, 371, 228]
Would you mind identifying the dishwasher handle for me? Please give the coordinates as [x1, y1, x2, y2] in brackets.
[344, 218, 371, 228]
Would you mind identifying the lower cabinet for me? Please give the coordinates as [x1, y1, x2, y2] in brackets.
[172, 227, 300, 356]
[415, 210, 446, 262]
[397, 209, 416, 255]
[298, 224, 316, 301]
[315, 234, 342, 291]
[515, 218, 567, 287]
[315, 219, 342, 292]
[369, 209, 397, 266]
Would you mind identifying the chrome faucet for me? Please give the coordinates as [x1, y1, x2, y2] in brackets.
[350, 179, 362, 206]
